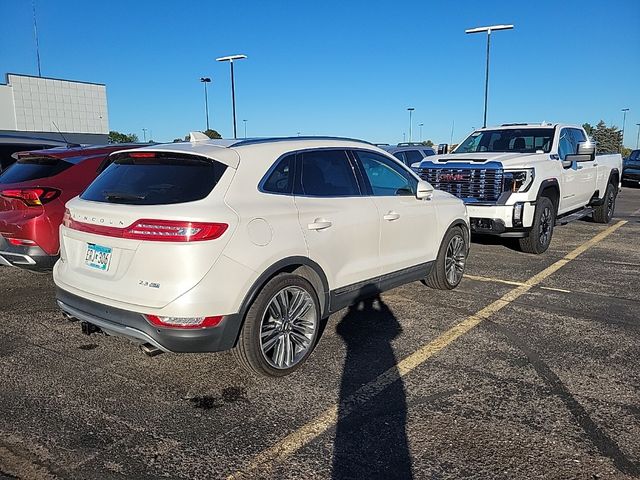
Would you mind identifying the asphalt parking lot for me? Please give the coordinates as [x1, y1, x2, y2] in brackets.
[1, 188, 639, 480]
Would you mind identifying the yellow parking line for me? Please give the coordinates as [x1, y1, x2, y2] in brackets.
[464, 273, 525, 287]
[227, 220, 627, 480]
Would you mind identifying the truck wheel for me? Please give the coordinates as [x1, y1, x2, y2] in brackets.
[424, 226, 468, 290]
[233, 273, 321, 377]
[592, 183, 616, 224]
[519, 197, 555, 254]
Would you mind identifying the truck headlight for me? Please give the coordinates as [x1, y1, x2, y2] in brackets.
[504, 169, 535, 193]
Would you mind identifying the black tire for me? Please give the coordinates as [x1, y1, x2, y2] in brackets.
[519, 196, 555, 254]
[424, 225, 468, 290]
[233, 273, 321, 377]
[592, 183, 616, 224]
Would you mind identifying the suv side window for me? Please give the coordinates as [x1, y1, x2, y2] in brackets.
[403, 149, 423, 165]
[355, 150, 417, 196]
[297, 149, 360, 197]
[392, 151, 406, 164]
[262, 154, 294, 194]
[558, 128, 575, 161]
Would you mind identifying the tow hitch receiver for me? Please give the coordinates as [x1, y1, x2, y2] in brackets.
[81, 321, 102, 336]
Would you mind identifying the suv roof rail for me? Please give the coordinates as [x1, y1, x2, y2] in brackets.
[230, 136, 374, 147]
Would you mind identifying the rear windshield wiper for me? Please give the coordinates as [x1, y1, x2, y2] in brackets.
[103, 191, 147, 202]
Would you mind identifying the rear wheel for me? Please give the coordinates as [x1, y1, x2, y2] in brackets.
[592, 183, 616, 224]
[519, 196, 555, 254]
[424, 226, 468, 290]
[233, 273, 320, 377]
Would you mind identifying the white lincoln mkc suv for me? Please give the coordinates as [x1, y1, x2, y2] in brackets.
[54, 135, 469, 376]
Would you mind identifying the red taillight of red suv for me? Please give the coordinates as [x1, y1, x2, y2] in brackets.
[0, 187, 61, 207]
[145, 314, 223, 329]
[64, 212, 228, 242]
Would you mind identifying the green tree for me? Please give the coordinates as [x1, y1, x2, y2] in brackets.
[203, 129, 222, 139]
[582, 123, 594, 136]
[591, 120, 622, 154]
[424, 140, 434, 147]
[108, 131, 139, 143]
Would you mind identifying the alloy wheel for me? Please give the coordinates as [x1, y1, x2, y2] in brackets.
[260, 286, 317, 370]
[539, 207, 552, 246]
[445, 234, 466, 286]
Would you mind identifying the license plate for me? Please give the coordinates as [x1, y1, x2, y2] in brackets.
[85, 243, 112, 271]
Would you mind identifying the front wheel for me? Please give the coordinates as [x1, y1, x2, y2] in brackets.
[592, 183, 616, 224]
[233, 273, 321, 377]
[424, 225, 468, 290]
[518, 196, 555, 254]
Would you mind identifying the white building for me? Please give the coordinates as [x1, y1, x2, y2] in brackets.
[0, 73, 109, 144]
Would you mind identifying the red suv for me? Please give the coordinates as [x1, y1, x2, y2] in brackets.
[0, 144, 143, 271]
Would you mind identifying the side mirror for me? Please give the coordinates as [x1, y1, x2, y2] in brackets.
[416, 180, 434, 200]
[565, 142, 596, 163]
[561, 159, 573, 169]
[437, 143, 449, 155]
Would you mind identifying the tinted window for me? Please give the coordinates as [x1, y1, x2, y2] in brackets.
[629, 150, 640, 161]
[403, 150, 423, 165]
[423, 149, 435, 157]
[356, 151, 417, 196]
[0, 157, 72, 184]
[262, 154, 294, 194]
[392, 151, 406, 163]
[298, 150, 360, 197]
[455, 128, 555, 153]
[81, 152, 227, 205]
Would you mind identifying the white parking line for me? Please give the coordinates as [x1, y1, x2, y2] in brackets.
[464, 273, 571, 293]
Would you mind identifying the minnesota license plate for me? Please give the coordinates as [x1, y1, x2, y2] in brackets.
[85, 243, 112, 271]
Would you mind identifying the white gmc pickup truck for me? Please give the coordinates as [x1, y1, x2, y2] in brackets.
[414, 123, 622, 254]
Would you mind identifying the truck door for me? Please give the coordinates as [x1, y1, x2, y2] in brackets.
[558, 128, 596, 213]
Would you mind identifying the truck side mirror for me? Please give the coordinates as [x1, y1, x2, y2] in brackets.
[565, 141, 596, 163]
[437, 144, 449, 155]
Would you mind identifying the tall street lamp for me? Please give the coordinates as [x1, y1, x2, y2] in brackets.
[621, 108, 630, 150]
[465, 24, 514, 128]
[200, 77, 211, 131]
[407, 107, 415, 142]
[216, 54, 247, 139]
[418, 123, 424, 142]
[243, 119, 248, 139]
[636, 123, 640, 149]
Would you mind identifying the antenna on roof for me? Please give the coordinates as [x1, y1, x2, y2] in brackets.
[189, 131, 211, 142]
[51, 121, 79, 147]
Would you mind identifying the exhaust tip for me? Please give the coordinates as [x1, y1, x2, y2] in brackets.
[139, 343, 163, 357]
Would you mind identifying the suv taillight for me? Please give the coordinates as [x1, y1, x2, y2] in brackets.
[65, 216, 228, 242]
[0, 187, 61, 206]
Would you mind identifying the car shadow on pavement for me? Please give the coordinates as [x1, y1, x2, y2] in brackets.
[332, 293, 413, 480]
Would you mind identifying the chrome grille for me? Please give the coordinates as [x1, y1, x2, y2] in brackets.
[417, 167, 504, 203]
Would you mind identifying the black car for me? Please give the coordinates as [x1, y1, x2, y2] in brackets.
[622, 150, 640, 186]
[0, 135, 67, 172]
[382, 143, 436, 168]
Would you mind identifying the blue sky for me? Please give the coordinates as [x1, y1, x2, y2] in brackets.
[2, 0, 639, 146]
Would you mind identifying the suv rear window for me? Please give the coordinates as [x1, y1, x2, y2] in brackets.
[81, 152, 227, 205]
[0, 157, 72, 183]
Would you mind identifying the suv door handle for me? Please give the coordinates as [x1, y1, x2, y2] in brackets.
[383, 212, 400, 221]
[308, 219, 332, 230]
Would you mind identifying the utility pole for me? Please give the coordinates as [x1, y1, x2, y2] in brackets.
[32, 0, 42, 77]
[216, 55, 247, 139]
[621, 108, 630, 151]
[407, 108, 415, 142]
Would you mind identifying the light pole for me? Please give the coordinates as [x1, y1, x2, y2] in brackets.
[418, 123, 424, 142]
[636, 123, 640, 149]
[407, 107, 415, 142]
[142, 128, 147, 142]
[243, 119, 247, 139]
[465, 24, 514, 128]
[216, 54, 247, 139]
[621, 108, 630, 150]
[200, 77, 211, 131]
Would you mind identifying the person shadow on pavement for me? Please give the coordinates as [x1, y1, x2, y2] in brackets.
[332, 292, 413, 480]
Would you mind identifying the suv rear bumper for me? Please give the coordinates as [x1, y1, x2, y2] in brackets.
[0, 236, 57, 271]
[56, 287, 243, 353]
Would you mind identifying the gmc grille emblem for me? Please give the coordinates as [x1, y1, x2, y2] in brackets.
[438, 173, 465, 182]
